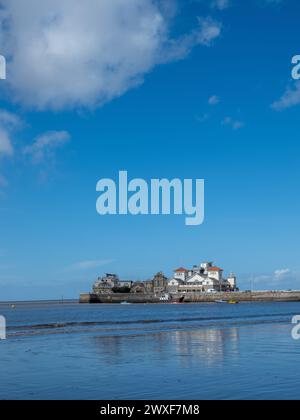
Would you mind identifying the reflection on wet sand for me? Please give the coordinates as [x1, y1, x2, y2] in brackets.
[0, 301, 299, 400]
[171, 328, 239, 366]
[92, 327, 240, 367]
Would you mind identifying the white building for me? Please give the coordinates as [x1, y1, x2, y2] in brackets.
[174, 267, 188, 282]
[168, 278, 185, 294]
[167, 262, 237, 294]
[206, 266, 223, 282]
[227, 273, 237, 290]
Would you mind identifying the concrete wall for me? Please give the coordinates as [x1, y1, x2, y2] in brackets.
[80, 293, 160, 304]
[180, 291, 300, 303]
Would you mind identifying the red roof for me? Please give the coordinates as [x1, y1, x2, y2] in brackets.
[175, 267, 188, 272]
[207, 267, 223, 272]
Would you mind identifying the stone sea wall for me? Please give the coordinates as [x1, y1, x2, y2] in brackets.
[79, 291, 300, 304]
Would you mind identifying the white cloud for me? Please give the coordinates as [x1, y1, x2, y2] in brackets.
[24, 131, 71, 163]
[272, 82, 300, 111]
[211, 0, 230, 10]
[274, 268, 291, 280]
[162, 17, 222, 63]
[65, 259, 115, 272]
[253, 268, 299, 286]
[0, 109, 21, 157]
[0, 128, 13, 156]
[222, 116, 244, 130]
[245, 268, 298, 291]
[0, 110, 21, 128]
[208, 95, 220, 105]
[232, 121, 244, 130]
[0, 1, 222, 111]
[196, 113, 209, 123]
[196, 17, 222, 46]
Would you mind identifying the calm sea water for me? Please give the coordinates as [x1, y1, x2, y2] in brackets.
[0, 301, 300, 400]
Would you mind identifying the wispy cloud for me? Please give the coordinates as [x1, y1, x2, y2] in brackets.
[163, 17, 222, 64]
[222, 116, 245, 130]
[244, 268, 300, 291]
[264, 0, 283, 4]
[0, 110, 22, 188]
[195, 113, 209, 123]
[274, 268, 291, 280]
[0, 110, 22, 157]
[211, 0, 230, 10]
[208, 95, 220, 105]
[196, 17, 222, 46]
[65, 259, 115, 272]
[0, 110, 22, 129]
[272, 81, 300, 111]
[0, 128, 14, 157]
[24, 131, 71, 164]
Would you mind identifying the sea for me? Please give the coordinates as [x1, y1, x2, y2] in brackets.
[0, 300, 300, 400]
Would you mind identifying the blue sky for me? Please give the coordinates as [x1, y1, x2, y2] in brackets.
[0, 0, 300, 300]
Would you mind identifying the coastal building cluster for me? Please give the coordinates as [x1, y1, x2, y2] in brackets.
[92, 262, 238, 297]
